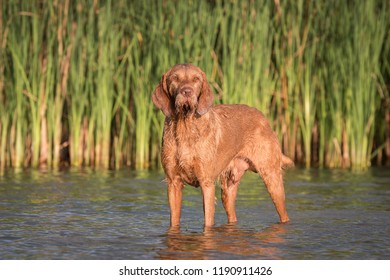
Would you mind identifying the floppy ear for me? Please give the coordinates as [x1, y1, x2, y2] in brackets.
[152, 73, 173, 117]
[196, 74, 214, 116]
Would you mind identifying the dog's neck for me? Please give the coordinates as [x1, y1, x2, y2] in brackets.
[174, 113, 202, 133]
[166, 110, 215, 142]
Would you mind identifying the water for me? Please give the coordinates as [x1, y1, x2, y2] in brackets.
[0, 168, 389, 260]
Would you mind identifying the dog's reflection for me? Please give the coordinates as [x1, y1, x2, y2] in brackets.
[157, 223, 287, 260]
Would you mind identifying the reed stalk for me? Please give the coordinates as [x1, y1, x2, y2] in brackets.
[0, 0, 388, 171]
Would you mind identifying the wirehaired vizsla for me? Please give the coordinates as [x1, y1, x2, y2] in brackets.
[152, 64, 293, 227]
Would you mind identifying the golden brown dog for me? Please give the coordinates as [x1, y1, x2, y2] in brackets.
[152, 64, 293, 227]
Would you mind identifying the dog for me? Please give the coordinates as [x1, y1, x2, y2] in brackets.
[152, 63, 293, 227]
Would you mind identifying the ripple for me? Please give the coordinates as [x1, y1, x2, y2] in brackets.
[0, 168, 389, 259]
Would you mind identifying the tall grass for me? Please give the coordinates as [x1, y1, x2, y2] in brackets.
[0, 0, 389, 171]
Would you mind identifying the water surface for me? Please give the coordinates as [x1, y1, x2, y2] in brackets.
[0, 168, 389, 259]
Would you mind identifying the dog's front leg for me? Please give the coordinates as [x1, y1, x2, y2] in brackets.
[201, 181, 215, 227]
[167, 177, 184, 227]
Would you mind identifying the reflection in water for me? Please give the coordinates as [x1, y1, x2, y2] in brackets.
[0, 168, 389, 259]
[158, 223, 287, 260]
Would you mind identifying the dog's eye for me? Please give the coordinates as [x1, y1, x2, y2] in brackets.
[171, 75, 179, 82]
[193, 76, 200, 82]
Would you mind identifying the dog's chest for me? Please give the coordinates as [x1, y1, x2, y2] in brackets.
[175, 135, 200, 185]
[162, 115, 221, 186]
[174, 120, 214, 185]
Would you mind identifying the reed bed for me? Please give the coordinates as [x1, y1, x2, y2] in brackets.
[0, 0, 389, 171]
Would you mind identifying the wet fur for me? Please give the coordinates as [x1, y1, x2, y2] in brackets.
[152, 64, 293, 227]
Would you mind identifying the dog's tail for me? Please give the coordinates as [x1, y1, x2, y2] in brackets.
[281, 154, 294, 169]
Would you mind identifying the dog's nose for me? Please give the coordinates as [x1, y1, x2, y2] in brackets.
[180, 87, 193, 97]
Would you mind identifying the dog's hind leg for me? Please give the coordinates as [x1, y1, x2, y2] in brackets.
[221, 158, 248, 223]
[259, 167, 289, 223]
[221, 178, 240, 223]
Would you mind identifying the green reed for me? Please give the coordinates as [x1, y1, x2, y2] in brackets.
[0, 0, 388, 171]
[318, 1, 388, 169]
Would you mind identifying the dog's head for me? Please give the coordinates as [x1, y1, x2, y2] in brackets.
[152, 64, 214, 118]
